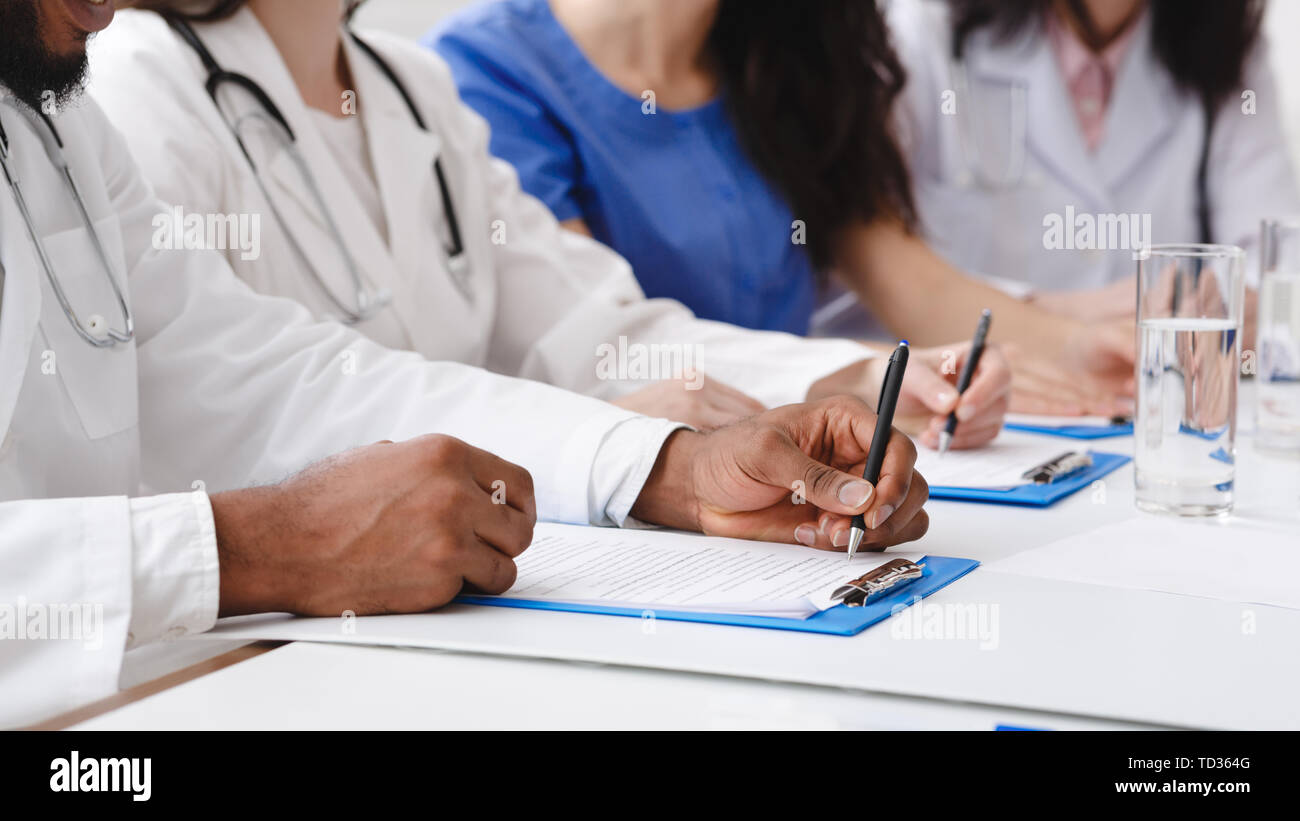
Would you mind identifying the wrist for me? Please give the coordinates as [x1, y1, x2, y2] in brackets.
[629, 429, 703, 531]
[211, 487, 284, 617]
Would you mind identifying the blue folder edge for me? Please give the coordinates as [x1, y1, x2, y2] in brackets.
[930, 450, 1130, 506]
[1005, 421, 1133, 439]
[456, 555, 981, 637]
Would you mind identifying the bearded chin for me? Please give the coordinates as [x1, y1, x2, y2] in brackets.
[0, 2, 91, 115]
[6, 56, 89, 114]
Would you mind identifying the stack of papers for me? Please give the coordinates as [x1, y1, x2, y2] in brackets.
[486, 524, 922, 620]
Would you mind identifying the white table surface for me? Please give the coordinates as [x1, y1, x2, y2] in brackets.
[77, 641, 1157, 730]
[95, 391, 1300, 731]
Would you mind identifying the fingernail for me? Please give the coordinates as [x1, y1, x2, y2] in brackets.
[937, 390, 957, 408]
[832, 529, 848, 547]
[870, 505, 895, 529]
[794, 525, 818, 546]
[956, 404, 977, 422]
[838, 481, 874, 508]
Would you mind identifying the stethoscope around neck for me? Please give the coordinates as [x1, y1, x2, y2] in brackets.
[0, 98, 135, 347]
[165, 15, 469, 324]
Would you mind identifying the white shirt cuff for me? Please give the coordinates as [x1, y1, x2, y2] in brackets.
[587, 417, 692, 527]
[126, 491, 220, 647]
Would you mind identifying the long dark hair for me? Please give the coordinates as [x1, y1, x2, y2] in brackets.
[948, 0, 1265, 109]
[708, 1, 917, 272]
[127, 0, 367, 22]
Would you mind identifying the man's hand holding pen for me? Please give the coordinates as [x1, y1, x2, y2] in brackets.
[630, 395, 930, 552]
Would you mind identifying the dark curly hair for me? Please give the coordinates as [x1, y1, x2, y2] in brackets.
[948, 0, 1265, 109]
[708, 0, 918, 272]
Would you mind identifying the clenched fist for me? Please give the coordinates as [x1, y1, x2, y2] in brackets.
[211, 434, 536, 617]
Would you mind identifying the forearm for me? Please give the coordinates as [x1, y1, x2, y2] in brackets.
[839, 221, 1072, 356]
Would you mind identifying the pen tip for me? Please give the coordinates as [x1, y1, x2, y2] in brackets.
[938, 432, 952, 456]
[847, 528, 864, 559]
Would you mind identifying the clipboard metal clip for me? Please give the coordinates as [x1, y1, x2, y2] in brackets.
[830, 558, 926, 607]
[1021, 450, 1093, 485]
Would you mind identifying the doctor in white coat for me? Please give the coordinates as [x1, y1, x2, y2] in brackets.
[823, 0, 1300, 340]
[0, 0, 929, 726]
[85, 0, 1013, 445]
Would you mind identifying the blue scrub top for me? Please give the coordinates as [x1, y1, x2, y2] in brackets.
[425, 0, 818, 335]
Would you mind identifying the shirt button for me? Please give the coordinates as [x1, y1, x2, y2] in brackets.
[165, 626, 188, 639]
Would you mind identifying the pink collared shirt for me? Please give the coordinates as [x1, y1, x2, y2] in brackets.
[1045, 11, 1139, 152]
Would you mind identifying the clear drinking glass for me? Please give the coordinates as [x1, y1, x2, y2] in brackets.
[1135, 244, 1246, 515]
[1256, 219, 1300, 453]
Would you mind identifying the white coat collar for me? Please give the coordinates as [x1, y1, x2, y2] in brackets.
[182, 9, 449, 349]
[340, 31, 450, 305]
[962, 10, 1178, 209]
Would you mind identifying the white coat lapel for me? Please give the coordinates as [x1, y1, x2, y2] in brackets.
[343, 33, 483, 357]
[966, 24, 1112, 210]
[198, 11, 405, 324]
[347, 35, 445, 291]
[1093, 14, 1181, 194]
[196, 11, 333, 237]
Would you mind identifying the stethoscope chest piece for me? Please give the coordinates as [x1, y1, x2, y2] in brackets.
[0, 98, 135, 348]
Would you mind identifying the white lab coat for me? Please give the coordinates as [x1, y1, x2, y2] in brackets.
[814, 0, 1300, 335]
[0, 92, 684, 727]
[88, 9, 872, 407]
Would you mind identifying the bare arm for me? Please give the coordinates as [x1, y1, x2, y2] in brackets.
[839, 220, 1073, 352]
[837, 220, 1135, 415]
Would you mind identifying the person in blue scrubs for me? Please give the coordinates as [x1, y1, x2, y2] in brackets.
[434, 3, 814, 336]
[425, 0, 1136, 419]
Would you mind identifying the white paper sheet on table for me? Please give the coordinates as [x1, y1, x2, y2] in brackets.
[915, 435, 1081, 488]
[486, 524, 915, 618]
[990, 516, 1300, 610]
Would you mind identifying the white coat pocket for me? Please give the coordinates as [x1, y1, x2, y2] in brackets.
[34, 215, 139, 440]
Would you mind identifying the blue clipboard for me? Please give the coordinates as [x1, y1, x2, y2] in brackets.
[930, 451, 1129, 506]
[457, 555, 980, 637]
[1004, 420, 1133, 439]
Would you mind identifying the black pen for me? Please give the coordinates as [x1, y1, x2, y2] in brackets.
[848, 340, 910, 561]
[938, 309, 993, 456]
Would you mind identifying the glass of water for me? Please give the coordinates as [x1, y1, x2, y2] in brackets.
[1256, 219, 1300, 453]
[1135, 244, 1245, 515]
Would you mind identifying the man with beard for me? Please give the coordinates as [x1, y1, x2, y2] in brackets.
[0, 0, 929, 725]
